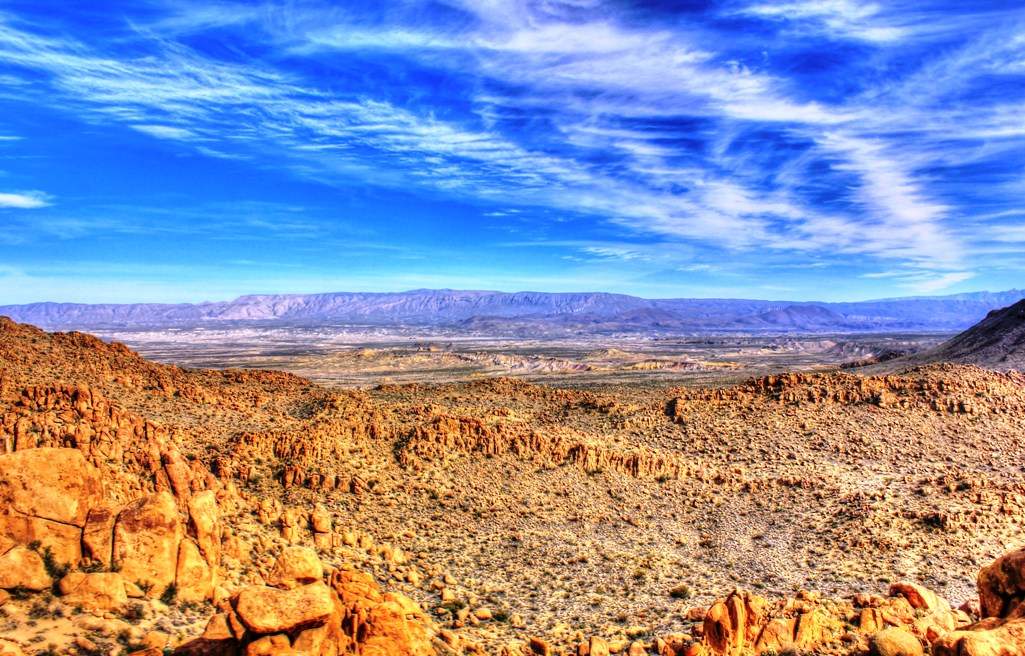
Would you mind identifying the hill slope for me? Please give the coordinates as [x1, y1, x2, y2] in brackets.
[917, 299, 1025, 370]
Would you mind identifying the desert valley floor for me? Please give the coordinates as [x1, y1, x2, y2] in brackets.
[1, 316, 1025, 655]
[96, 326, 947, 388]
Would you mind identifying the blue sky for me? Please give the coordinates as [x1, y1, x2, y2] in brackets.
[0, 0, 1024, 303]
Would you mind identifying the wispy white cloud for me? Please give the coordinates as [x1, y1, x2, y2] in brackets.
[0, 1, 1021, 297]
[818, 133, 955, 265]
[902, 271, 976, 294]
[0, 190, 50, 208]
[736, 0, 907, 43]
[131, 124, 198, 140]
[581, 246, 647, 261]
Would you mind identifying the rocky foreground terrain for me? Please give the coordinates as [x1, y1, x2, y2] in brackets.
[2, 316, 1025, 655]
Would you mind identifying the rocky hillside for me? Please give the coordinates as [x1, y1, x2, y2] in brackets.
[3, 317, 1025, 655]
[913, 299, 1025, 371]
[2, 288, 1024, 333]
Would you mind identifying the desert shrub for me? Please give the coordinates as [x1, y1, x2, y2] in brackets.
[669, 584, 692, 599]
[160, 582, 178, 606]
[41, 546, 71, 581]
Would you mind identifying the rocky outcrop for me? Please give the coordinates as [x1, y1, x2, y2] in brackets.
[934, 546, 1025, 655]
[331, 565, 437, 656]
[675, 581, 969, 656]
[0, 383, 221, 504]
[696, 591, 844, 656]
[400, 413, 697, 482]
[0, 447, 103, 564]
[175, 548, 438, 656]
[0, 448, 221, 612]
[114, 492, 183, 596]
[669, 367, 1025, 415]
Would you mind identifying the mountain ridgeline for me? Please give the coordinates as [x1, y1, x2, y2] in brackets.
[911, 299, 1025, 370]
[2, 288, 1024, 333]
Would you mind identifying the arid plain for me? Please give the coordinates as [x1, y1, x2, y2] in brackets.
[97, 326, 945, 388]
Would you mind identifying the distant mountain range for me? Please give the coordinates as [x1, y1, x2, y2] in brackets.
[2, 288, 1024, 334]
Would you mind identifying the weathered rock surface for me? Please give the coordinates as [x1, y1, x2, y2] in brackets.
[113, 492, 182, 596]
[0, 448, 103, 564]
[58, 571, 128, 611]
[175, 538, 215, 603]
[0, 546, 50, 591]
[933, 546, 1025, 656]
[978, 547, 1025, 619]
[266, 546, 323, 590]
[870, 627, 924, 656]
[235, 581, 336, 634]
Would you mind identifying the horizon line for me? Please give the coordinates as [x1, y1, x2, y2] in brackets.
[1, 285, 1021, 308]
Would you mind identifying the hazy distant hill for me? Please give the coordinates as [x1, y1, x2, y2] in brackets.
[2, 288, 1023, 334]
[734, 304, 853, 331]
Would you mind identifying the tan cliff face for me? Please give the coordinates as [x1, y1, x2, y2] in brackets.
[2, 317, 1025, 655]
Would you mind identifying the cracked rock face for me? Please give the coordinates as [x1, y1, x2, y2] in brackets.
[0, 447, 103, 564]
[113, 492, 183, 597]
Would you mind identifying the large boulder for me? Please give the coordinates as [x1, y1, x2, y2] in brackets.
[175, 538, 215, 603]
[355, 594, 437, 656]
[933, 617, 1025, 656]
[58, 572, 128, 611]
[310, 505, 332, 533]
[266, 546, 323, 590]
[870, 627, 924, 656]
[978, 547, 1025, 619]
[890, 582, 949, 614]
[704, 593, 748, 656]
[174, 556, 440, 656]
[0, 448, 103, 564]
[113, 492, 182, 596]
[932, 546, 1025, 656]
[234, 581, 336, 634]
[0, 448, 102, 526]
[187, 490, 220, 567]
[0, 545, 51, 591]
[331, 566, 436, 656]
